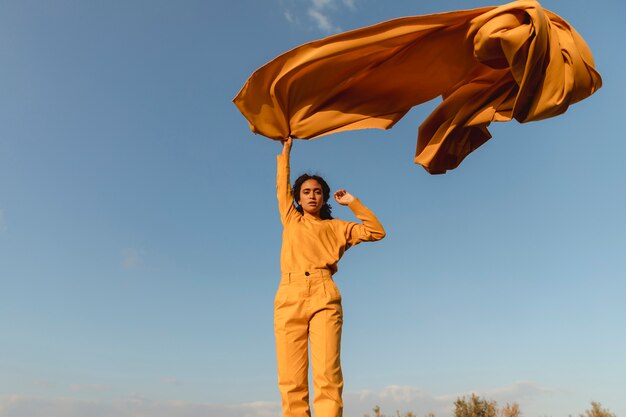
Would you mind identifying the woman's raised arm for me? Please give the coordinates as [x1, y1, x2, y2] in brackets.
[276, 137, 297, 224]
[281, 136, 292, 157]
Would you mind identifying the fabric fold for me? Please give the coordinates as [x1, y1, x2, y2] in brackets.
[233, 0, 601, 174]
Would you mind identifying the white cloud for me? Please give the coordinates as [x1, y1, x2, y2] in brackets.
[282, 0, 357, 34]
[0, 382, 568, 417]
[343, 0, 356, 10]
[284, 10, 296, 24]
[121, 248, 143, 269]
[0, 396, 281, 417]
[308, 8, 338, 33]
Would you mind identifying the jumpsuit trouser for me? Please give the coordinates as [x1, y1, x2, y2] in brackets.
[274, 269, 343, 417]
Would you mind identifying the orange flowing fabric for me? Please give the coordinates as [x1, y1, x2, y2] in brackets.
[233, 0, 602, 174]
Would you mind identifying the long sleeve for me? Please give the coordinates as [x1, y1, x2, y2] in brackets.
[277, 157, 384, 274]
[344, 198, 386, 246]
[277, 154, 298, 225]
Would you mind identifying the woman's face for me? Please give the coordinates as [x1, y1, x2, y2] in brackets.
[298, 179, 324, 218]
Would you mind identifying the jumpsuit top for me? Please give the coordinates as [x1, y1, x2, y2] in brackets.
[277, 154, 386, 275]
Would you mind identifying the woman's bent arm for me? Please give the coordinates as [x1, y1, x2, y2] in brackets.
[345, 198, 386, 245]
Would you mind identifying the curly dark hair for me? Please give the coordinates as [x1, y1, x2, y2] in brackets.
[293, 173, 333, 220]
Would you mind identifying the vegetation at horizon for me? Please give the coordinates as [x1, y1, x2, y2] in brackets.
[364, 394, 617, 417]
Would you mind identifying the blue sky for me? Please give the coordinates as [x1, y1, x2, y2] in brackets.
[1, 1, 624, 416]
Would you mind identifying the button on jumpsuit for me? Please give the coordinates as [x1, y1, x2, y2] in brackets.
[275, 153, 386, 417]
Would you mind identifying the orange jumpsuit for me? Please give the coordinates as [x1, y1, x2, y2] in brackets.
[275, 153, 385, 417]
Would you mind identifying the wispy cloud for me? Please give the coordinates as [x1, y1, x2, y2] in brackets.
[308, 9, 336, 33]
[284, 10, 297, 24]
[0, 396, 280, 417]
[342, 0, 356, 10]
[121, 248, 143, 270]
[0, 382, 568, 417]
[282, 0, 357, 34]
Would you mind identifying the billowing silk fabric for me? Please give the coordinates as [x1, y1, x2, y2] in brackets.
[233, 0, 602, 174]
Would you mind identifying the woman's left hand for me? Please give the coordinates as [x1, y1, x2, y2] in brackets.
[334, 189, 355, 206]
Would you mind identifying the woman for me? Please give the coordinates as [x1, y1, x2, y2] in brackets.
[274, 137, 386, 417]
